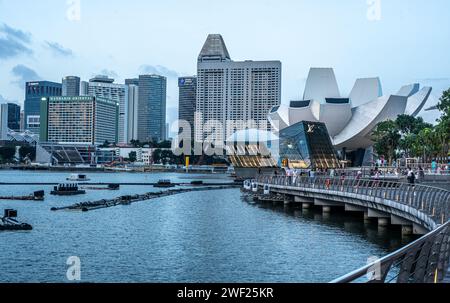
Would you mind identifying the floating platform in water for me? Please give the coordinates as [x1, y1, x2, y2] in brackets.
[51, 185, 240, 212]
[81, 184, 120, 191]
[0, 190, 44, 201]
[153, 180, 176, 188]
[50, 184, 85, 196]
[0, 209, 32, 231]
[67, 174, 90, 181]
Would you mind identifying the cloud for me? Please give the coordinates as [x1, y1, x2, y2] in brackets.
[45, 41, 74, 57]
[95, 69, 119, 79]
[0, 23, 33, 59]
[419, 78, 450, 82]
[11, 64, 41, 88]
[0, 94, 8, 104]
[0, 94, 19, 105]
[139, 65, 180, 79]
[1, 23, 31, 43]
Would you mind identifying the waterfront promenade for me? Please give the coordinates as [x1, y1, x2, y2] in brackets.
[252, 176, 450, 283]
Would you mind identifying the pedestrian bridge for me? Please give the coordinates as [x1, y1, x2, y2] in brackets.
[253, 176, 450, 283]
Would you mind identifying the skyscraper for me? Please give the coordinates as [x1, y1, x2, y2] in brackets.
[125, 78, 139, 86]
[40, 96, 118, 144]
[195, 34, 281, 143]
[127, 84, 139, 142]
[24, 81, 62, 134]
[20, 110, 24, 132]
[125, 78, 140, 141]
[0, 104, 8, 140]
[62, 76, 81, 97]
[7, 103, 21, 131]
[178, 76, 197, 138]
[137, 75, 167, 142]
[88, 76, 128, 144]
[80, 81, 89, 95]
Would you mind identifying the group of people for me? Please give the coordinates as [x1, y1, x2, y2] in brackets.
[431, 160, 450, 175]
[264, 160, 449, 186]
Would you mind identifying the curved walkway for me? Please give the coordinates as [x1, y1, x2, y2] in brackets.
[254, 175, 450, 283]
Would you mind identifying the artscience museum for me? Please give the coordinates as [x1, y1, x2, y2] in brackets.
[268, 68, 432, 166]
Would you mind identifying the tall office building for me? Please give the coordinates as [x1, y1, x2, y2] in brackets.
[195, 34, 281, 142]
[20, 110, 24, 132]
[88, 76, 128, 143]
[7, 103, 21, 131]
[80, 81, 89, 95]
[24, 81, 62, 134]
[125, 78, 140, 141]
[127, 84, 139, 141]
[178, 76, 197, 138]
[137, 75, 167, 142]
[125, 78, 139, 86]
[40, 96, 118, 144]
[0, 104, 8, 140]
[62, 76, 81, 97]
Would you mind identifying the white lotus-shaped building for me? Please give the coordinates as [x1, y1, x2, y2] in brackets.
[268, 68, 432, 151]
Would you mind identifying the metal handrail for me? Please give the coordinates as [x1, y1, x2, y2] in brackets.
[256, 175, 450, 225]
[253, 175, 450, 283]
[330, 222, 450, 283]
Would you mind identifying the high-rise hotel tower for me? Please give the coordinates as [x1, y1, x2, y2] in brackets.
[195, 34, 281, 143]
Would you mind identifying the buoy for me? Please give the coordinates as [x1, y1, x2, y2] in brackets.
[263, 184, 270, 195]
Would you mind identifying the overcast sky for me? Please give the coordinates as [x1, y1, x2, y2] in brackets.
[1, 0, 449, 128]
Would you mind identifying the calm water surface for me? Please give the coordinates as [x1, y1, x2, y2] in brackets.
[0, 170, 413, 282]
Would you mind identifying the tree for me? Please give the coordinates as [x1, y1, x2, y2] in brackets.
[128, 151, 137, 163]
[130, 139, 141, 148]
[100, 140, 111, 148]
[396, 115, 432, 158]
[436, 88, 450, 160]
[372, 120, 401, 165]
[19, 145, 36, 162]
[0, 146, 17, 164]
[414, 128, 441, 162]
[437, 88, 450, 116]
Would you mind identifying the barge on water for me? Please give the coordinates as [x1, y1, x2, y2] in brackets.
[82, 184, 120, 191]
[0, 190, 44, 201]
[154, 180, 176, 188]
[67, 174, 90, 181]
[50, 183, 86, 196]
[0, 209, 32, 231]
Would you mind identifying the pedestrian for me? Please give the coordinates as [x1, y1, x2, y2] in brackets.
[418, 165, 425, 182]
[407, 167, 416, 185]
[309, 169, 316, 183]
[431, 160, 437, 173]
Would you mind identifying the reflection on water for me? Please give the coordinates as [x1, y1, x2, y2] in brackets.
[251, 200, 415, 252]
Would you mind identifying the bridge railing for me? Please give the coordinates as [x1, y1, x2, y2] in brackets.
[256, 175, 450, 225]
[255, 175, 450, 283]
[330, 221, 450, 283]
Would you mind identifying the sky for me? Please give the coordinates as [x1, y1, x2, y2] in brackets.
[1, 0, 450, 130]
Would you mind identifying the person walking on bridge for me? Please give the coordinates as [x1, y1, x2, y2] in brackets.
[407, 167, 416, 186]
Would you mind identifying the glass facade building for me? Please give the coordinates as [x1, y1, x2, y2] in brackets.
[62, 76, 81, 97]
[137, 75, 167, 142]
[7, 103, 21, 131]
[88, 76, 128, 143]
[279, 121, 340, 169]
[24, 81, 62, 134]
[178, 76, 196, 137]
